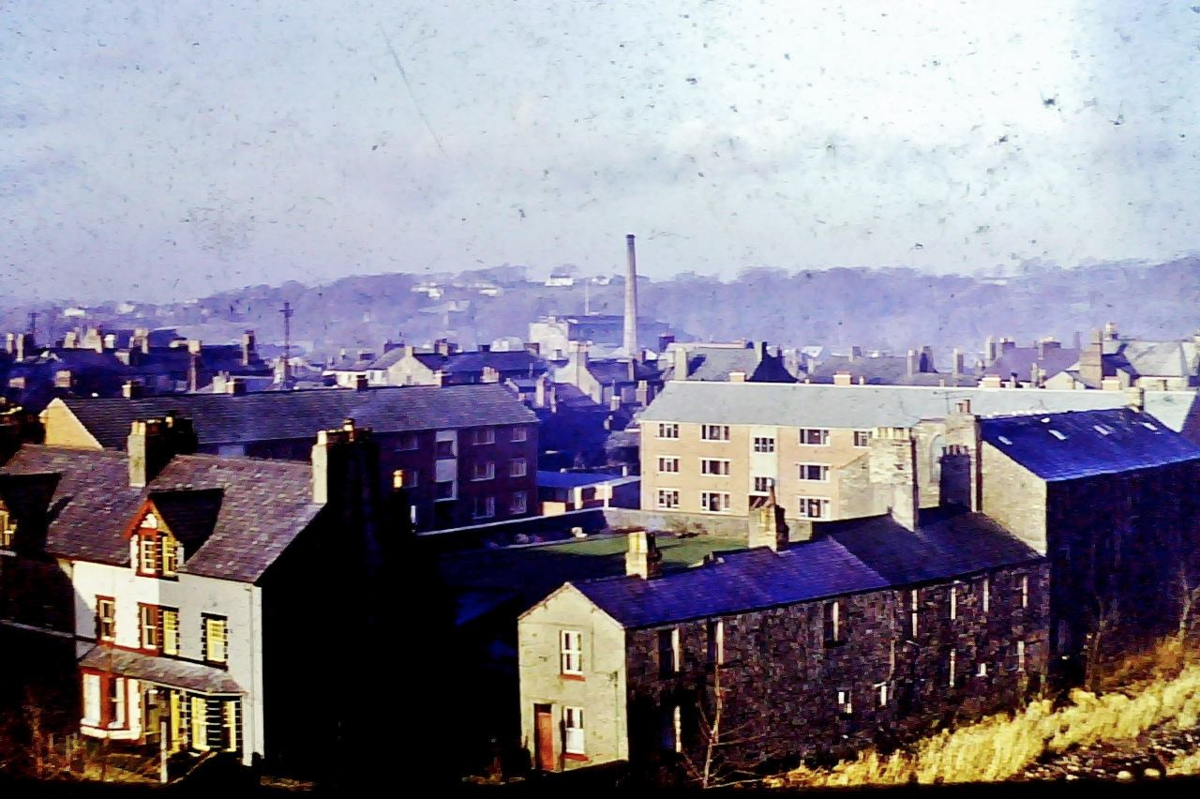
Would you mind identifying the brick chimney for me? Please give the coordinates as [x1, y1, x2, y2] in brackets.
[757, 341, 770, 364]
[311, 418, 379, 505]
[625, 529, 662, 579]
[658, 333, 675, 352]
[1128, 386, 1146, 412]
[906, 350, 919, 377]
[128, 419, 179, 487]
[1101, 376, 1122, 391]
[241, 331, 256, 366]
[1030, 364, 1043, 388]
[122, 380, 144, 399]
[1104, 321, 1119, 341]
[920, 346, 935, 373]
[225, 377, 247, 395]
[980, 375, 1002, 389]
[672, 346, 689, 381]
[952, 348, 964, 377]
[849, 346, 862, 363]
[354, 374, 370, 391]
[434, 339, 451, 357]
[729, 370, 747, 383]
[833, 371, 852, 386]
[984, 336, 997, 364]
[623, 234, 639, 355]
[15, 333, 33, 362]
[869, 427, 920, 531]
[942, 401, 981, 510]
[748, 480, 789, 551]
[1036, 337, 1060, 359]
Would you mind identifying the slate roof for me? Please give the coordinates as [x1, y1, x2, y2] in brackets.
[0, 445, 321, 582]
[637, 381, 1196, 433]
[79, 646, 243, 694]
[1116, 340, 1199, 380]
[984, 345, 1080, 381]
[579, 358, 662, 387]
[573, 538, 890, 628]
[371, 347, 543, 376]
[570, 508, 1040, 629]
[806, 354, 977, 387]
[659, 345, 797, 383]
[57, 384, 537, 449]
[980, 408, 1200, 481]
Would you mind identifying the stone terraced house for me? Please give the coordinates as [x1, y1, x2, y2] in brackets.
[518, 498, 1050, 775]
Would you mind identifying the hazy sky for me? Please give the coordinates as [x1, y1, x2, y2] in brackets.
[2, 1, 1198, 302]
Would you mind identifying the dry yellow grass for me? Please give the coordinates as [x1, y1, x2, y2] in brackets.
[770, 644, 1200, 788]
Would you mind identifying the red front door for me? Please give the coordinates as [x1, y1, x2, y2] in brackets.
[534, 704, 555, 771]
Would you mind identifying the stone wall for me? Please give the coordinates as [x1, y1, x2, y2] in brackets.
[620, 561, 1051, 772]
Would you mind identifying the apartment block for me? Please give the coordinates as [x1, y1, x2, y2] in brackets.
[638, 382, 1200, 526]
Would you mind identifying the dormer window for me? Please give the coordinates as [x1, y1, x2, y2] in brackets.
[134, 513, 181, 578]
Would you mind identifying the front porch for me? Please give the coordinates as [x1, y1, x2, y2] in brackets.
[78, 646, 246, 763]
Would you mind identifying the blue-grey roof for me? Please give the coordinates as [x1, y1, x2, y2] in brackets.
[981, 408, 1200, 481]
[637, 381, 1197, 433]
[573, 538, 889, 628]
[820, 508, 1042, 585]
[571, 508, 1041, 629]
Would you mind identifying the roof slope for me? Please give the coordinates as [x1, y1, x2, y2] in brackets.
[660, 346, 796, 383]
[822, 508, 1042, 584]
[637, 381, 1196, 432]
[981, 408, 1200, 481]
[570, 508, 1040, 629]
[0, 446, 321, 582]
[573, 537, 888, 628]
[58, 383, 537, 448]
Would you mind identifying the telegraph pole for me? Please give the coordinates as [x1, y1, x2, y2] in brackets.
[279, 301, 294, 387]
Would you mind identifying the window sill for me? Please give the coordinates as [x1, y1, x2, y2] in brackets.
[560, 673, 585, 682]
[563, 753, 589, 762]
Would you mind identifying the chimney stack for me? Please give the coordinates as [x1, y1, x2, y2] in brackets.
[729, 370, 747, 383]
[1128, 385, 1146, 412]
[242, 330, 257, 366]
[1101, 376, 1122, 391]
[906, 349, 919, 377]
[1078, 329, 1105, 387]
[4, 333, 14, 355]
[869, 427, 920, 532]
[658, 333, 675, 352]
[225, 377, 247, 396]
[985, 336, 997, 364]
[311, 418, 378, 505]
[128, 420, 174, 487]
[122, 380, 143, 399]
[625, 529, 662, 579]
[354, 374, 370, 391]
[849, 346, 862, 363]
[920, 346, 935, 373]
[672, 346, 688, 381]
[757, 341, 770, 364]
[952, 348, 964, 377]
[748, 480, 789, 551]
[623, 234, 639, 355]
[833, 371, 852, 386]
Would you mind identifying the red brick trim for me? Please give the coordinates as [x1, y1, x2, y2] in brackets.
[560, 673, 585, 682]
[563, 753, 589, 762]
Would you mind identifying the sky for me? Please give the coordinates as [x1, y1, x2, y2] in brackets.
[2, 1, 1198, 302]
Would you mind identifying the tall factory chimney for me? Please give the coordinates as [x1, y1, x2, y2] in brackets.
[623, 233, 639, 356]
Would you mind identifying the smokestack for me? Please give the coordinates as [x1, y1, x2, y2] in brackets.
[623, 233, 638, 355]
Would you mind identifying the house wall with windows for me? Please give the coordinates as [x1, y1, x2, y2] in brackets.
[519, 558, 1049, 773]
[71, 559, 262, 761]
[518, 585, 628, 771]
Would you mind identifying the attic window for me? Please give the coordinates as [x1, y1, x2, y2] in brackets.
[1142, 421, 1159, 431]
[1048, 430, 1067, 441]
[997, 436, 1013, 446]
[1093, 424, 1112, 436]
